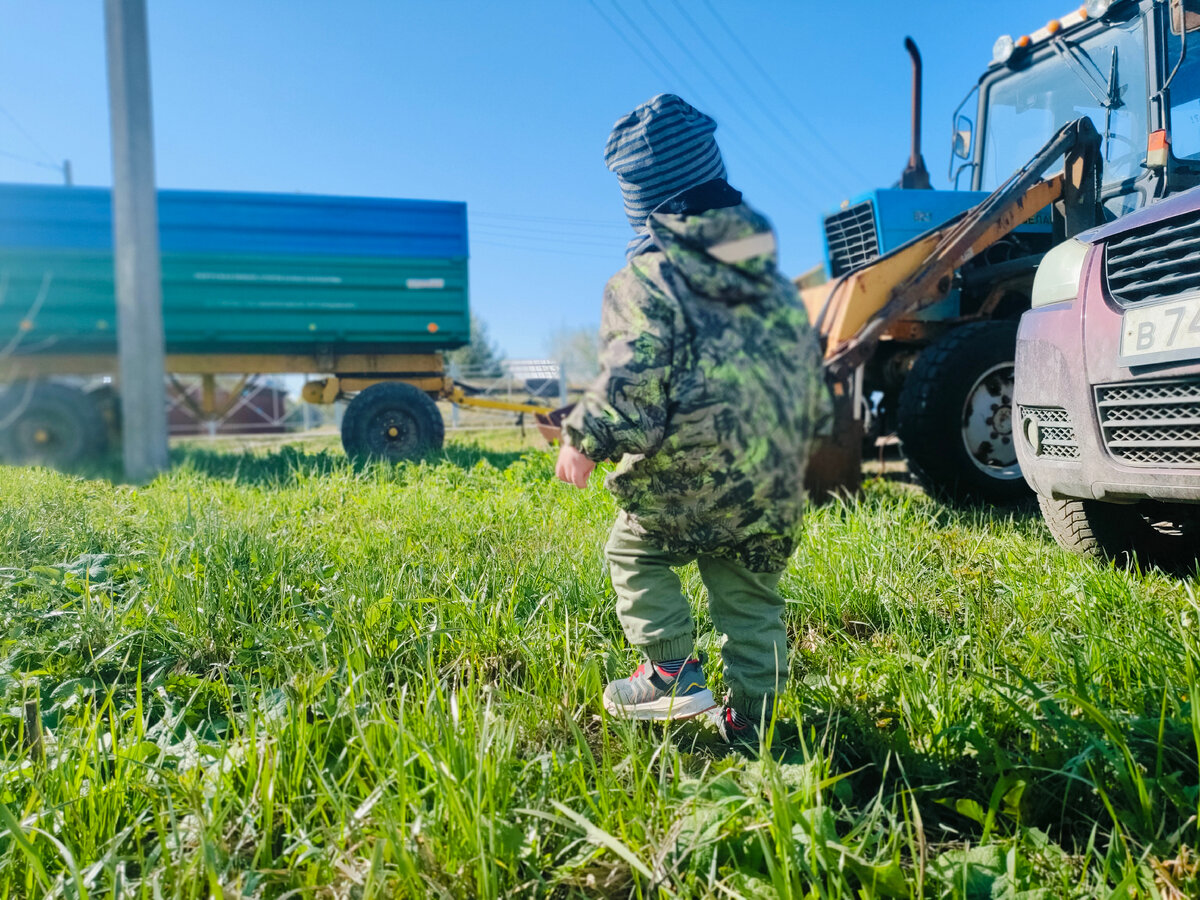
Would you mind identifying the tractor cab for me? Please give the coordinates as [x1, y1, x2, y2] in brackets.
[957, 0, 1200, 219]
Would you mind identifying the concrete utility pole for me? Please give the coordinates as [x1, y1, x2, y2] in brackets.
[104, 0, 168, 480]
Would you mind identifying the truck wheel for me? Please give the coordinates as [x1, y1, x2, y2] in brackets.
[341, 381, 444, 462]
[0, 381, 109, 468]
[896, 320, 1028, 504]
[1038, 495, 1200, 569]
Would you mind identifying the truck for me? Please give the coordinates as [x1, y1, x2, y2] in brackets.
[0, 183, 554, 468]
[806, 0, 1200, 504]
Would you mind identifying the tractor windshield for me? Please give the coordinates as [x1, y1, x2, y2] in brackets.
[980, 17, 1148, 192]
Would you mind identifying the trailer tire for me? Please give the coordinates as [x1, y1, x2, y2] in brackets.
[0, 381, 109, 468]
[1038, 494, 1199, 570]
[87, 383, 122, 449]
[341, 381, 444, 462]
[896, 320, 1029, 504]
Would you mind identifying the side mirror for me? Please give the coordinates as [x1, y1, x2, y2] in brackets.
[1171, 0, 1200, 34]
[953, 115, 974, 159]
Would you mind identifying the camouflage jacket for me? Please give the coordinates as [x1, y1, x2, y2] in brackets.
[564, 192, 830, 573]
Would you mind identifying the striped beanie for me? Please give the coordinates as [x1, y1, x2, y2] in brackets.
[605, 93, 727, 233]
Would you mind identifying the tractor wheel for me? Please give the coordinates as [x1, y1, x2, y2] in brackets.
[896, 320, 1029, 504]
[1038, 495, 1200, 570]
[341, 381, 444, 462]
[0, 381, 109, 468]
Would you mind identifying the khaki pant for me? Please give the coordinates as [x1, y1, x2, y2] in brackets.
[604, 513, 788, 720]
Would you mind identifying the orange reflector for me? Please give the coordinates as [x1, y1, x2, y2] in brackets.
[1046, 19, 1062, 33]
[1017, 35, 1031, 47]
[427, 322, 439, 333]
[1149, 130, 1169, 151]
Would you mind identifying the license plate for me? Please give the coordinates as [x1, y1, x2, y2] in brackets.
[1119, 293, 1200, 366]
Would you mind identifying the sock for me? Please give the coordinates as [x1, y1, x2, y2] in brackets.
[653, 657, 688, 677]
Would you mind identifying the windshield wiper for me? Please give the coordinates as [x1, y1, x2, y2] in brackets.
[1049, 36, 1119, 110]
[1050, 36, 1124, 161]
[1104, 47, 1120, 161]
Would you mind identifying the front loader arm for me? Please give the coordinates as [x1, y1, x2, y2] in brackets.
[814, 117, 1103, 379]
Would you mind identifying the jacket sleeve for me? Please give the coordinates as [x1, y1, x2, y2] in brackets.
[563, 269, 674, 462]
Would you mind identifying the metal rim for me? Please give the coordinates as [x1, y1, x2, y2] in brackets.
[364, 407, 421, 459]
[961, 362, 1022, 480]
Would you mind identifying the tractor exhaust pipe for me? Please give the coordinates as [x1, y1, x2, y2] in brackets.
[900, 37, 932, 190]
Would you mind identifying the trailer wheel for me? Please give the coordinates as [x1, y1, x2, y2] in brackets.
[896, 320, 1029, 504]
[1038, 495, 1199, 570]
[87, 383, 122, 448]
[341, 381, 444, 462]
[0, 381, 109, 468]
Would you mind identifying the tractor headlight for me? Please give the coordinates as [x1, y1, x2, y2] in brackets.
[1031, 238, 1091, 308]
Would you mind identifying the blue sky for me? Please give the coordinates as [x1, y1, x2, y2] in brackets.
[0, 0, 1061, 359]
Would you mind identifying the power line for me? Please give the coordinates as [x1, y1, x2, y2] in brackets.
[585, 0, 677, 88]
[0, 101, 59, 168]
[470, 218, 626, 238]
[590, 0, 824, 209]
[471, 237, 619, 261]
[471, 211, 628, 231]
[641, 1, 785, 152]
[607, 0, 713, 106]
[637, 0, 827, 206]
[699, 0, 870, 185]
[0, 147, 64, 173]
[471, 226, 620, 249]
[666, 0, 857, 194]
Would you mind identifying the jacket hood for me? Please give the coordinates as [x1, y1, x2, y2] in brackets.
[645, 199, 780, 305]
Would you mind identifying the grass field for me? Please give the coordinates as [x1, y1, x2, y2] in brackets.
[0, 430, 1197, 898]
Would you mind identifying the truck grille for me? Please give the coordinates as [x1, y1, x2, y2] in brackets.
[824, 201, 880, 278]
[1104, 207, 1200, 305]
[1095, 378, 1200, 467]
[1018, 405, 1080, 459]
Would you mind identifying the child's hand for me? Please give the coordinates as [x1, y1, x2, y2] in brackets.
[555, 443, 596, 488]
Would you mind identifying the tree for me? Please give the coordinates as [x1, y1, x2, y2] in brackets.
[546, 325, 601, 386]
[446, 313, 504, 377]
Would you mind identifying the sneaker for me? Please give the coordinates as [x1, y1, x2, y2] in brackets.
[713, 705, 759, 746]
[602, 657, 716, 720]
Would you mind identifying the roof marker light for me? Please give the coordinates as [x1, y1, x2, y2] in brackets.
[993, 34, 1016, 64]
[1046, 19, 1063, 34]
[1017, 35, 1032, 47]
[1085, 0, 1113, 17]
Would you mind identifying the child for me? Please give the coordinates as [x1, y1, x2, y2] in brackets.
[555, 94, 829, 744]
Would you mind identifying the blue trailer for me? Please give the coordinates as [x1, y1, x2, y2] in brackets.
[0, 183, 550, 466]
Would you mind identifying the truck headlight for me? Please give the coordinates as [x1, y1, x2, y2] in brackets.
[1030, 238, 1091, 308]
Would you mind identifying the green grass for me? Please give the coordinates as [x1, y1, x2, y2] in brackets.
[0, 431, 1196, 898]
